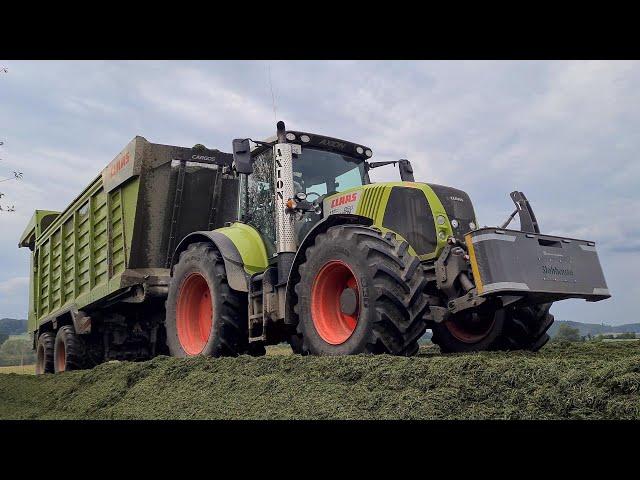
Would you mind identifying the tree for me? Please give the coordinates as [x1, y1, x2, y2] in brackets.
[0, 337, 34, 366]
[617, 332, 636, 339]
[0, 337, 31, 355]
[554, 323, 581, 342]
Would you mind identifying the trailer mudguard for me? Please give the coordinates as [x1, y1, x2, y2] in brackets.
[465, 227, 610, 303]
[172, 223, 269, 292]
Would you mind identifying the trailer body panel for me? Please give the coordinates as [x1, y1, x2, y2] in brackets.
[23, 136, 238, 334]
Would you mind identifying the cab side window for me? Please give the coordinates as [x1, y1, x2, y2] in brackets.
[242, 149, 276, 254]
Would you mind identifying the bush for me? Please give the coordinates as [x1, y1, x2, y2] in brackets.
[553, 323, 582, 342]
[617, 332, 637, 339]
[0, 337, 35, 366]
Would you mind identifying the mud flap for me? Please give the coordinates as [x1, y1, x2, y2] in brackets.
[465, 228, 610, 304]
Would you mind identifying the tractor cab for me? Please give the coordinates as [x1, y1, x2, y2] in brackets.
[237, 128, 374, 255]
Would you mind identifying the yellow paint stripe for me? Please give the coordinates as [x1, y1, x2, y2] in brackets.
[465, 234, 483, 294]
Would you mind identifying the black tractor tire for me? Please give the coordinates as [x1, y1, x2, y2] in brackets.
[165, 242, 248, 357]
[500, 303, 555, 352]
[430, 305, 506, 353]
[431, 302, 554, 353]
[247, 343, 266, 357]
[53, 325, 88, 373]
[35, 332, 55, 375]
[290, 225, 430, 356]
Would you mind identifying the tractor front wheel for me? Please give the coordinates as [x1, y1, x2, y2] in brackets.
[431, 303, 554, 353]
[431, 305, 505, 353]
[291, 225, 430, 356]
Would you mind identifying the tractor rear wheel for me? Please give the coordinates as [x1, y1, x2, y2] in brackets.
[165, 242, 248, 357]
[291, 225, 430, 356]
[35, 332, 55, 375]
[431, 302, 554, 353]
[53, 325, 88, 373]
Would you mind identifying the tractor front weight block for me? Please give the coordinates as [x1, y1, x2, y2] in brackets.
[465, 227, 610, 306]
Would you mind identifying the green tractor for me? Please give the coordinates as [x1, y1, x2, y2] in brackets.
[164, 121, 610, 357]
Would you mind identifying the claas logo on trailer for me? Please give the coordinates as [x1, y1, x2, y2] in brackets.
[109, 151, 131, 178]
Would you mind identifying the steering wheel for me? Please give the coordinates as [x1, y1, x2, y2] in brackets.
[304, 191, 322, 201]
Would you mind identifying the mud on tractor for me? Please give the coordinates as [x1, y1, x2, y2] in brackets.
[21, 121, 610, 373]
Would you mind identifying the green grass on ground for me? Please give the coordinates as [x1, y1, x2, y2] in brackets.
[0, 342, 638, 420]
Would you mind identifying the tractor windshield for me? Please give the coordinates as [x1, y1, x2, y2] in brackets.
[292, 148, 369, 197]
[239, 145, 369, 255]
[291, 147, 368, 242]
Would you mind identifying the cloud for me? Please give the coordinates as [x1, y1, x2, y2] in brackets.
[0, 276, 29, 295]
[0, 60, 637, 324]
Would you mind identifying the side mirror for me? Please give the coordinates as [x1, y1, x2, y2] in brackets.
[398, 159, 415, 182]
[232, 138, 253, 174]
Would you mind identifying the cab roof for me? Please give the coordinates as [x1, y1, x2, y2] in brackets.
[253, 130, 372, 162]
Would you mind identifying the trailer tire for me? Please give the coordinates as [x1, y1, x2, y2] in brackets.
[54, 325, 87, 373]
[35, 332, 55, 375]
[166, 242, 248, 357]
[291, 225, 430, 356]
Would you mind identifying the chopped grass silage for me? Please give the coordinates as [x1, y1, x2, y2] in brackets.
[0, 342, 638, 420]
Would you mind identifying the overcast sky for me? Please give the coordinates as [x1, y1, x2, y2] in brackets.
[0, 60, 636, 325]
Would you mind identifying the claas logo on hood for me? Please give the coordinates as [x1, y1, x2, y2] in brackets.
[330, 193, 358, 208]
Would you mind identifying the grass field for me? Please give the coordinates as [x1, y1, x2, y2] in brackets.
[0, 341, 638, 420]
[0, 365, 35, 375]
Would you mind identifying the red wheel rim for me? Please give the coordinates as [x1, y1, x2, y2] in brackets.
[311, 260, 359, 345]
[176, 273, 213, 355]
[445, 312, 496, 343]
[56, 341, 66, 372]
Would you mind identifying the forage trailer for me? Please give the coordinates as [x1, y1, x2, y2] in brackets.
[20, 123, 610, 374]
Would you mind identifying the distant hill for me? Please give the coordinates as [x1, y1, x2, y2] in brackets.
[0, 319, 27, 336]
[548, 320, 640, 337]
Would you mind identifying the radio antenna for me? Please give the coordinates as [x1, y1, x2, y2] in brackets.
[267, 63, 278, 123]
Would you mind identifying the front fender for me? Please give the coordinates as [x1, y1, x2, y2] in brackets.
[172, 223, 269, 292]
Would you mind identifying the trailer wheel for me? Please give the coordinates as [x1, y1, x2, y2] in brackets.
[291, 225, 430, 356]
[166, 242, 248, 357]
[35, 332, 55, 375]
[53, 325, 87, 373]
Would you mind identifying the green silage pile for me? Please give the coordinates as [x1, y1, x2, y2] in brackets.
[1, 342, 638, 419]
